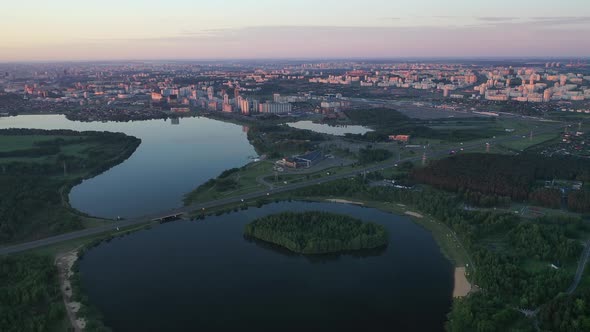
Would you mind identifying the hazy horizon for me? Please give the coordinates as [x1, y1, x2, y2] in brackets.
[2, 0, 590, 61]
[2, 55, 590, 65]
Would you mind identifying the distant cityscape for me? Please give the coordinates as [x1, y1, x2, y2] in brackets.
[1, 60, 589, 122]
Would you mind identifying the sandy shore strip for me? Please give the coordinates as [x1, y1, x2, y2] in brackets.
[453, 267, 472, 298]
[55, 249, 86, 331]
[404, 211, 424, 218]
[325, 199, 365, 205]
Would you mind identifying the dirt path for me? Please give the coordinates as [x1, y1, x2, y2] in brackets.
[567, 240, 590, 295]
[55, 249, 86, 331]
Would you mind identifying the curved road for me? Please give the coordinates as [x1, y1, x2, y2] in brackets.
[567, 240, 590, 294]
[0, 122, 568, 256]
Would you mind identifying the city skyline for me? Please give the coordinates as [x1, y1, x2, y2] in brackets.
[2, 0, 590, 61]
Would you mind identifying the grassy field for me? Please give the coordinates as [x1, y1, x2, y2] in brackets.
[186, 153, 402, 205]
[353, 199, 471, 267]
[497, 132, 560, 151]
[0, 135, 83, 152]
[184, 160, 275, 204]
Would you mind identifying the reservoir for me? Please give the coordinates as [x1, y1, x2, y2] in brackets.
[77, 201, 453, 332]
[0, 115, 256, 218]
[287, 120, 373, 136]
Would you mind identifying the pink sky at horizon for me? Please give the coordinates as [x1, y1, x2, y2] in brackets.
[1, 0, 589, 61]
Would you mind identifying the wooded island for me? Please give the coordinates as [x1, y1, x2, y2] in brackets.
[244, 211, 388, 254]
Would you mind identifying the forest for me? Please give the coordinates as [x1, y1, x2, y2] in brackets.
[0, 129, 141, 243]
[0, 254, 64, 332]
[289, 176, 589, 331]
[412, 153, 590, 211]
[244, 211, 388, 254]
[246, 124, 325, 157]
[538, 287, 590, 331]
[568, 190, 590, 213]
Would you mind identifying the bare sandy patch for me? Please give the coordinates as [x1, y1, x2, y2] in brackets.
[326, 199, 364, 205]
[404, 211, 424, 218]
[453, 267, 472, 298]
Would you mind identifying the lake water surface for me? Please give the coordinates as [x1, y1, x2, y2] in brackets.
[0, 115, 256, 218]
[78, 201, 453, 332]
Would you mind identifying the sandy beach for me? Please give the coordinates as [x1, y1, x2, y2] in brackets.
[404, 211, 424, 218]
[55, 249, 86, 331]
[325, 199, 365, 205]
[453, 267, 472, 298]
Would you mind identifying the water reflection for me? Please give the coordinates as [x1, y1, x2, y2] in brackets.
[243, 235, 387, 263]
[79, 201, 453, 332]
[0, 115, 256, 218]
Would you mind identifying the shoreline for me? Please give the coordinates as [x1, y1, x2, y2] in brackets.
[404, 211, 424, 218]
[319, 198, 473, 299]
[55, 249, 86, 331]
[52, 197, 472, 331]
[325, 198, 365, 205]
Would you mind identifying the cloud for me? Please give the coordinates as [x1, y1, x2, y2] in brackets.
[528, 16, 590, 25]
[477, 17, 519, 22]
[465, 16, 590, 29]
[430, 16, 459, 19]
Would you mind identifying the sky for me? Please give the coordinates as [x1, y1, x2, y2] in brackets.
[1, 0, 590, 61]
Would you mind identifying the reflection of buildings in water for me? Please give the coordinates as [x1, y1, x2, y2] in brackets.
[171, 118, 180, 125]
[242, 125, 249, 133]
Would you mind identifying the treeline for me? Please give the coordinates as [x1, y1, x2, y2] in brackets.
[0, 255, 64, 332]
[290, 177, 588, 330]
[244, 211, 388, 254]
[529, 188, 562, 209]
[460, 190, 511, 208]
[0, 128, 132, 138]
[412, 153, 590, 210]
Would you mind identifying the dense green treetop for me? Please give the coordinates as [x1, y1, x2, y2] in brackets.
[244, 211, 388, 254]
[0, 255, 64, 332]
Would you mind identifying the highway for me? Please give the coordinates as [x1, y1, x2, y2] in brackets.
[0, 121, 567, 255]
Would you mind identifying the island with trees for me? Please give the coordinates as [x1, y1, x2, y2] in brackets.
[244, 211, 388, 254]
